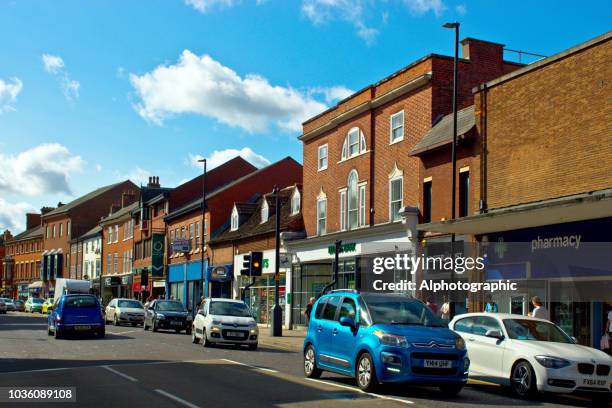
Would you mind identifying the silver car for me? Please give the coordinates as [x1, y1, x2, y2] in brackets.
[0, 298, 15, 312]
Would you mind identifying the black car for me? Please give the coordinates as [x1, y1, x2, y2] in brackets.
[144, 300, 192, 334]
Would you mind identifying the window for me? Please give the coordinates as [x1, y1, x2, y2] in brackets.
[316, 198, 327, 235]
[230, 206, 239, 231]
[175, 228, 179, 240]
[454, 317, 473, 334]
[202, 220, 207, 247]
[317, 144, 328, 170]
[390, 110, 404, 143]
[261, 200, 269, 223]
[181, 226, 185, 239]
[322, 296, 340, 320]
[106, 254, 111, 274]
[107, 227, 112, 244]
[359, 185, 366, 226]
[113, 253, 118, 274]
[390, 177, 403, 221]
[339, 190, 347, 231]
[338, 297, 356, 320]
[314, 298, 327, 319]
[45, 226, 49, 239]
[189, 223, 194, 247]
[59, 223, 63, 237]
[471, 316, 502, 336]
[114, 225, 119, 242]
[423, 179, 432, 223]
[52, 224, 56, 238]
[347, 171, 359, 229]
[291, 189, 300, 215]
[341, 127, 367, 160]
[195, 222, 200, 248]
[67, 221, 70, 238]
[459, 170, 470, 217]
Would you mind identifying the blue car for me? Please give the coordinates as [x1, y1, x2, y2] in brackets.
[47, 294, 105, 339]
[303, 290, 469, 394]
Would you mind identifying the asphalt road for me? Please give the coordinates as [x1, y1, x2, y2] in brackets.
[0, 312, 606, 408]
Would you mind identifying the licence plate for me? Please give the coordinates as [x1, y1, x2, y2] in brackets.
[170, 321, 182, 326]
[227, 331, 243, 337]
[583, 378, 607, 386]
[424, 359, 451, 368]
[75, 325, 91, 331]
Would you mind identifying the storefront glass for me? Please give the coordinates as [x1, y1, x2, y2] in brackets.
[240, 274, 286, 325]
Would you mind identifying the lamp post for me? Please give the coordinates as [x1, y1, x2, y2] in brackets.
[197, 158, 207, 310]
[443, 21, 459, 319]
[270, 186, 283, 337]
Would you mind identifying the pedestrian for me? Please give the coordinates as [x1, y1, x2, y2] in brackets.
[197, 296, 205, 309]
[529, 296, 549, 320]
[426, 297, 438, 314]
[440, 298, 451, 321]
[304, 297, 315, 324]
[484, 294, 498, 313]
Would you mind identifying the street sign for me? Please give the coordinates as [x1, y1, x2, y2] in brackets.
[171, 239, 191, 253]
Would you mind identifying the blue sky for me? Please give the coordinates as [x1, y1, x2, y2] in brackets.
[0, 0, 609, 232]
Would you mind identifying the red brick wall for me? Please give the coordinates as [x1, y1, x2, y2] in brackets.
[101, 214, 134, 276]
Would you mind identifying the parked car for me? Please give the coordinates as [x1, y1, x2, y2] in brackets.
[13, 299, 25, 312]
[0, 298, 15, 312]
[449, 313, 612, 403]
[25, 297, 44, 313]
[303, 290, 468, 393]
[0, 299, 6, 314]
[105, 298, 145, 326]
[42, 298, 55, 314]
[144, 300, 191, 334]
[192, 298, 258, 350]
[47, 294, 105, 339]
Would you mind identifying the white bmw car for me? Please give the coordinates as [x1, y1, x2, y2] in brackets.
[449, 313, 612, 402]
[191, 298, 258, 350]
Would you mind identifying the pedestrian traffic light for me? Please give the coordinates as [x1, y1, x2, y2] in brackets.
[250, 251, 263, 276]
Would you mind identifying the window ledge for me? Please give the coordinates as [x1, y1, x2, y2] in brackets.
[389, 137, 404, 146]
[317, 166, 328, 172]
[337, 150, 371, 165]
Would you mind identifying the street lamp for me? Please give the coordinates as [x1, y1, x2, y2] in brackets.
[197, 158, 207, 309]
[270, 186, 282, 337]
[443, 21, 460, 319]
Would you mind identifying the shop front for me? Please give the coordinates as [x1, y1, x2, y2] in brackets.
[28, 281, 45, 298]
[102, 276, 122, 301]
[207, 264, 233, 299]
[17, 282, 29, 300]
[168, 260, 206, 313]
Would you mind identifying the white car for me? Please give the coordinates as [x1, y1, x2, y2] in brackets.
[105, 298, 145, 326]
[192, 298, 259, 350]
[449, 313, 612, 402]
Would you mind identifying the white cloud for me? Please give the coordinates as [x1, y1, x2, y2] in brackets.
[188, 147, 271, 170]
[309, 85, 354, 104]
[403, 0, 446, 16]
[41, 53, 80, 101]
[130, 50, 347, 133]
[185, 0, 238, 12]
[95, 164, 103, 172]
[0, 199, 36, 232]
[114, 167, 152, 186]
[0, 144, 85, 197]
[0, 77, 23, 113]
[455, 4, 466, 15]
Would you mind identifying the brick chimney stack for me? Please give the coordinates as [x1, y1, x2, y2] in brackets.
[2, 230, 12, 242]
[25, 213, 42, 230]
[460, 38, 504, 67]
[147, 176, 160, 188]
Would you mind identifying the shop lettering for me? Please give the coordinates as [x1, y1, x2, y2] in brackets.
[327, 242, 357, 255]
[531, 234, 581, 252]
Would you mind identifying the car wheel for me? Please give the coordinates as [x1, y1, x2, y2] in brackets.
[304, 345, 322, 378]
[511, 361, 536, 398]
[439, 384, 463, 397]
[248, 343, 258, 351]
[113, 315, 119, 326]
[356, 352, 378, 392]
[54, 327, 63, 340]
[143, 321, 149, 331]
[152, 320, 158, 332]
[202, 330, 212, 347]
[47, 323, 53, 336]
[97, 329, 105, 339]
[186, 328, 192, 335]
[191, 327, 199, 344]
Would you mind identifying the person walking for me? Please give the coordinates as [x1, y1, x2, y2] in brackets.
[529, 296, 549, 320]
[484, 294, 498, 313]
[304, 297, 315, 324]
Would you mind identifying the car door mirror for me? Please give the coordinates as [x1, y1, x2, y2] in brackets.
[485, 329, 504, 340]
[339, 316, 356, 328]
[199, 310, 206, 316]
[570, 336, 578, 344]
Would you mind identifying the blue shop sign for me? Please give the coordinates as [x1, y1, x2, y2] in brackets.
[207, 265, 233, 282]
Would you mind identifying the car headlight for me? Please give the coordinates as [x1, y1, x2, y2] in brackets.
[455, 337, 466, 350]
[535, 355, 571, 369]
[211, 326, 221, 332]
[373, 330, 407, 347]
[156, 313, 165, 320]
[212, 319, 222, 325]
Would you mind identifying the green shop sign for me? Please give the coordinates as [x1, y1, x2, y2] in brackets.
[327, 242, 357, 255]
[151, 233, 165, 277]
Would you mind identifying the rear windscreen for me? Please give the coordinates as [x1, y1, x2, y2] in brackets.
[64, 296, 97, 308]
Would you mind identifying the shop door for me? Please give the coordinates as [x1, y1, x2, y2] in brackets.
[552, 302, 590, 345]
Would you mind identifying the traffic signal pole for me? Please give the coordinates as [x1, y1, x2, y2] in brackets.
[270, 187, 282, 337]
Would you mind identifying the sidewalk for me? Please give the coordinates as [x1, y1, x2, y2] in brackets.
[257, 326, 306, 352]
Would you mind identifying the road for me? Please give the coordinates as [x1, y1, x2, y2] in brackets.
[0, 313, 604, 407]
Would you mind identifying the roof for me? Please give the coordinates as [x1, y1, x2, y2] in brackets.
[77, 225, 103, 241]
[210, 185, 303, 244]
[43, 181, 135, 218]
[100, 201, 139, 225]
[410, 106, 475, 156]
[10, 225, 43, 242]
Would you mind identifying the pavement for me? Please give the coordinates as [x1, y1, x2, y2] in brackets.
[0, 312, 606, 408]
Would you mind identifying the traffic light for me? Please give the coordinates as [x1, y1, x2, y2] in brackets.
[241, 254, 251, 276]
[250, 251, 263, 276]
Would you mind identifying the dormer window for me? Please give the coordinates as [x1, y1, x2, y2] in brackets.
[291, 188, 301, 215]
[230, 206, 239, 231]
[261, 200, 269, 224]
[341, 127, 366, 160]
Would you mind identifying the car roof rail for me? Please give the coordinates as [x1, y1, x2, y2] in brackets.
[329, 289, 359, 294]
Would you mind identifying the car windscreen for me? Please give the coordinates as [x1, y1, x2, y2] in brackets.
[31, 298, 44, 304]
[503, 319, 573, 343]
[364, 297, 446, 327]
[64, 296, 98, 309]
[209, 301, 252, 317]
[156, 301, 186, 312]
[118, 300, 143, 309]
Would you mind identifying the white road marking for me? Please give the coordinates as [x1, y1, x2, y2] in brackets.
[102, 365, 138, 382]
[154, 389, 201, 408]
[220, 358, 279, 373]
[306, 378, 414, 405]
[107, 329, 142, 335]
[0, 323, 47, 326]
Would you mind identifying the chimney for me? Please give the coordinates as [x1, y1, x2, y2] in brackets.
[26, 213, 42, 230]
[57, 201, 65, 208]
[2, 230, 12, 242]
[460, 38, 504, 65]
[40, 206, 55, 215]
[147, 176, 160, 188]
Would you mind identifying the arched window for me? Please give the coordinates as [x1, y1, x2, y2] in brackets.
[341, 127, 367, 160]
[347, 170, 359, 229]
[230, 205, 239, 231]
[261, 200, 269, 223]
[291, 188, 301, 215]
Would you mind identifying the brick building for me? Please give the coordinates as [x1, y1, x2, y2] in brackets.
[208, 184, 304, 326]
[2, 214, 44, 299]
[289, 37, 523, 322]
[419, 32, 612, 347]
[165, 157, 301, 312]
[40, 180, 138, 298]
[0, 230, 9, 295]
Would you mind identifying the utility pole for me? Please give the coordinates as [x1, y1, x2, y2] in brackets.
[270, 186, 282, 337]
[198, 158, 207, 309]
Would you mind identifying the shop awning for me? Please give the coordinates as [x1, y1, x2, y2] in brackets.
[418, 188, 612, 235]
[28, 281, 44, 289]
